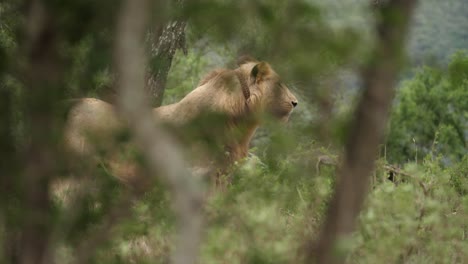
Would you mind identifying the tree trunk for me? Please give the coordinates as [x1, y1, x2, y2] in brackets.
[304, 1, 418, 264]
[146, 14, 187, 107]
[0, 78, 20, 264]
[114, 0, 204, 263]
[17, 0, 64, 263]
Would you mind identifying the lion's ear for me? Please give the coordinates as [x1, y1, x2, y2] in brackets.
[251, 62, 271, 84]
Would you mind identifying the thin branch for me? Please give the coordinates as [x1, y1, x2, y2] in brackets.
[114, 0, 204, 264]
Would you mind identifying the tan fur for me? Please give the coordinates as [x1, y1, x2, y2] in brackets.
[64, 59, 298, 186]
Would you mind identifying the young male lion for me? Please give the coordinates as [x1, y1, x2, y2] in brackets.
[64, 57, 298, 187]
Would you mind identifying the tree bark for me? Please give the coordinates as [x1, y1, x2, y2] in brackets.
[114, 1, 204, 264]
[146, 1, 187, 107]
[305, 1, 418, 263]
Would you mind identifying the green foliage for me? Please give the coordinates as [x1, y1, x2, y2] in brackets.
[51, 147, 467, 263]
[0, 2, 19, 53]
[386, 51, 468, 164]
[352, 158, 468, 263]
[449, 155, 468, 196]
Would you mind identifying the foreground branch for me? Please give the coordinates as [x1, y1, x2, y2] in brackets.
[18, 1, 63, 263]
[306, 1, 418, 263]
[114, 0, 204, 264]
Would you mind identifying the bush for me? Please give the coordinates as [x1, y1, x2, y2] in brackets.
[386, 51, 468, 164]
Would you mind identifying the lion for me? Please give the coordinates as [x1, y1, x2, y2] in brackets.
[64, 57, 298, 188]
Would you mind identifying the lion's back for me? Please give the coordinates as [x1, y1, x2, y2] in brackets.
[64, 98, 122, 155]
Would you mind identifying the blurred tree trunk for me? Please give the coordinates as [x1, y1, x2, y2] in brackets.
[304, 1, 418, 264]
[0, 80, 19, 263]
[15, 1, 65, 263]
[146, 1, 187, 107]
[114, 0, 204, 264]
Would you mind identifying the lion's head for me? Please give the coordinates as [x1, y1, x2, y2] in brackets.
[195, 57, 298, 124]
[236, 58, 298, 122]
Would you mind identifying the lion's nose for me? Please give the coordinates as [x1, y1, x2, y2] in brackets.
[291, 101, 298, 108]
